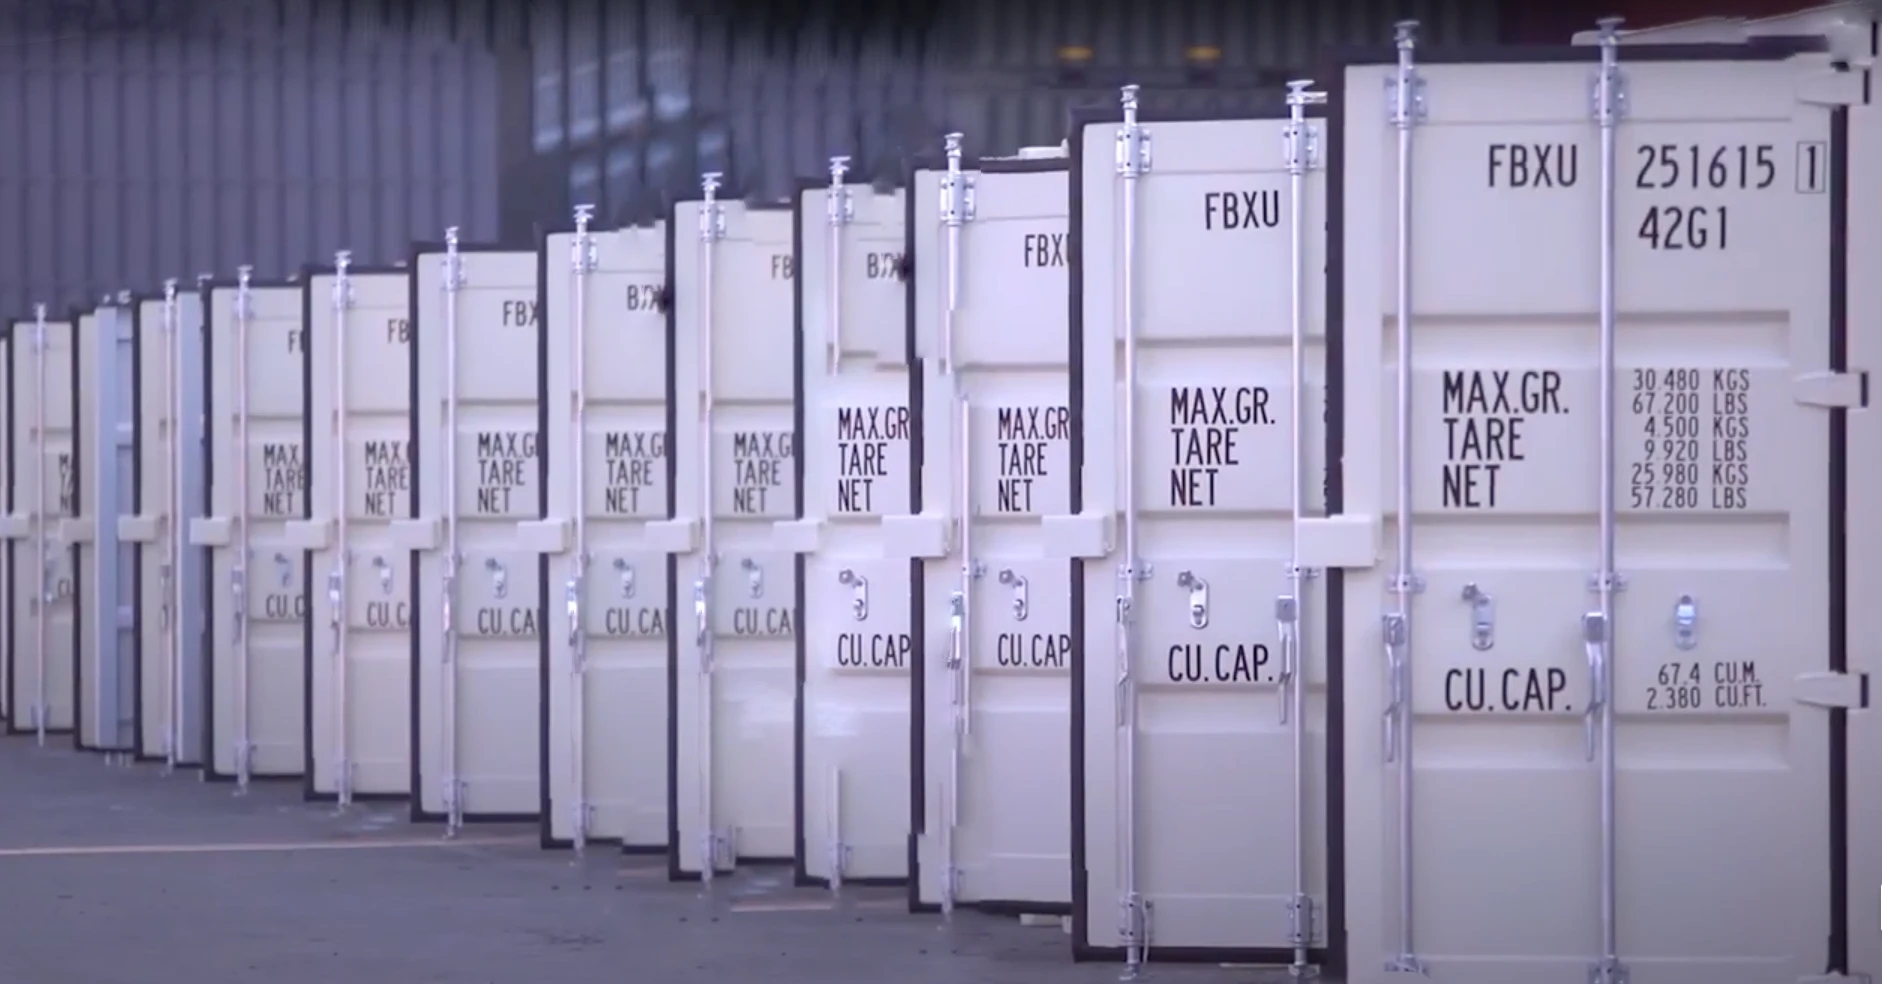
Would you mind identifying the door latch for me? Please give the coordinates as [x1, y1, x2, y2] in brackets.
[740, 557, 764, 599]
[485, 557, 508, 600]
[613, 558, 635, 599]
[1461, 582, 1495, 651]
[837, 568, 869, 621]
[998, 568, 1028, 622]
[273, 552, 293, 589]
[372, 555, 393, 595]
[1672, 594, 1698, 651]
[1176, 570, 1209, 630]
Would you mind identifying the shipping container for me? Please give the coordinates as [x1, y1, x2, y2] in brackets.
[0, 0, 521, 319]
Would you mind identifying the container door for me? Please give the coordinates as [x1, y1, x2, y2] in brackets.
[908, 160, 1077, 913]
[799, 182, 915, 886]
[301, 267, 415, 800]
[75, 303, 138, 753]
[542, 221, 673, 850]
[411, 244, 543, 826]
[669, 198, 801, 877]
[200, 281, 307, 782]
[1334, 48, 1851, 984]
[7, 314, 77, 739]
[1071, 110, 1330, 961]
[133, 289, 206, 767]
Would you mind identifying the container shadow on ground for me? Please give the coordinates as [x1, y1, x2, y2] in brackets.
[0, 740, 1322, 984]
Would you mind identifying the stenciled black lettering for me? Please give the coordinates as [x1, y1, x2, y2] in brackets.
[474, 606, 539, 636]
[604, 606, 666, 637]
[474, 430, 538, 515]
[1021, 233, 1067, 268]
[834, 406, 908, 515]
[1164, 643, 1272, 683]
[995, 632, 1070, 669]
[1487, 142, 1581, 189]
[360, 439, 410, 518]
[1438, 369, 1570, 510]
[731, 431, 792, 515]
[259, 441, 305, 517]
[864, 251, 904, 279]
[55, 452, 76, 516]
[993, 404, 1067, 515]
[1166, 386, 1272, 508]
[602, 430, 665, 515]
[835, 632, 912, 669]
[1442, 667, 1571, 712]
[1202, 189, 1281, 231]
[500, 299, 539, 328]
[732, 606, 794, 637]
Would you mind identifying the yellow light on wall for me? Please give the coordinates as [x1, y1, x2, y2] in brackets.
[1056, 45, 1094, 64]
[1185, 45, 1223, 64]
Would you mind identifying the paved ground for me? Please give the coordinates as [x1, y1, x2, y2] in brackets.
[0, 738, 1326, 984]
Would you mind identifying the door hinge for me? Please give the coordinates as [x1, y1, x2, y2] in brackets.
[1793, 370, 1868, 409]
[1793, 671, 1869, 710]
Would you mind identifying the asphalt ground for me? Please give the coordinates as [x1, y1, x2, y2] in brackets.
[0, 738, 1331, 984]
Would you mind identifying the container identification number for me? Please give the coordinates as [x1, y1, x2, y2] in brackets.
[1632, 143, 1776, 253]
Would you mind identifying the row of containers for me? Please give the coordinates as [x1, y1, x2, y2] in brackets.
[2, 16, 1879, 984]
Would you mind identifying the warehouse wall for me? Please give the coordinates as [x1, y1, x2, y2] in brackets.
[515, 0, 1510, 234]
[0, 0, 523, 320]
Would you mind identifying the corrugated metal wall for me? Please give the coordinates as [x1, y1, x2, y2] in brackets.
[0, 0, 523, 320]
[519, 0, 1507, 228]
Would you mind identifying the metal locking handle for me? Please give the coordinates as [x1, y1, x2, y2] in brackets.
[231, 567, 248, 642]
[158, 564, 173, 629]
[947, 590, 971, 736]
[326, 570, 344, 651]
[693, 577, 711, 651]
[1275, 595, 1298, 725]
[1582, 612, 1607, 763]
[1381, 613, 1407, 762]
[565, 578, 582, 648]
[440, 573, 455, 637]
[838, 568, 868, 622]
[42, 552, 60, 604]
[998, 569, 1028, 622]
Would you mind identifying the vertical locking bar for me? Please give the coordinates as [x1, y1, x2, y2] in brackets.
[330, 251, 355, 805]
[161, 281, 182, 771]
[31, 303, 49, 746]
[568, 203, 597, 851]
[439, 229, 466, 834]
[695, 174, 725, 881]
[1113, 82, 1153, 980]
[1283, 78, 1326, 977]
[1384, 20, 1425, 976]
[937, 134, 973, 375]
[232, 266, 255, 791]
[826, 156, 852, 375]
[1590, 17, 1628, 984]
